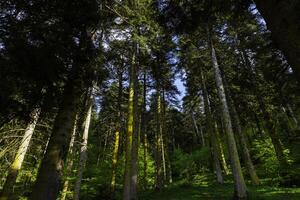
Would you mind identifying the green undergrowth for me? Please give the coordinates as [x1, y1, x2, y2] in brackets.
[140, 175, 300, 200]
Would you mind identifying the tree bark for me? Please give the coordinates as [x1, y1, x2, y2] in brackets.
[208, 30, 247, 199]
[200, 66, 224, 184]
[60, 115, 77, 200]
[123, 52, 136, 200]
[73, 92, 93, 200]
[31, 70, 83, 200]
[228, 95, 260, 185]
[155, 91, 163, 190]
[212, 121, 224, 184]
[130, 50, 139, 200]
[110, 69, 123, 195]
[0, 108, 40, 200]
[191, 111, 205, 146]
[253, 0, 300, 80]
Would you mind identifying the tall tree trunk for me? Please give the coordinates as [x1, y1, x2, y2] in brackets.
[141, 71, 148, 189]
[73, 92, 93, 200]
[200, 66, 224, 184]
[191, 111, 205, 146]
[123, 52, 136, 200]
[228, 95, 260, 185]
[221, 68, 260, 185]
[31, 69, 83, 200]
[161, 90, 167, 183]
[208, 30, 247, 199]
[130, 50, 139, 200]
[60, 116, 77, 200]
[253, 0, 300, 80]
[155, 91, 163, 190]
[110, 70, 123, 195]
[214, 122, 229, 175]
[161, 135, 167, 182]
[0, 108, 40, 200]
[162, 93, 172, 185]
[212, 121, 224, 184]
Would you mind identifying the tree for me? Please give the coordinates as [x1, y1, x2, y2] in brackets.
[208, 29, 247, 199]
[73, 90, 93, 200]
[0, 108, 40, 200]
[253, 0, 300, 80]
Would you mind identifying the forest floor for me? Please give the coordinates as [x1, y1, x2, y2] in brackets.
[140, 177, 300, 200]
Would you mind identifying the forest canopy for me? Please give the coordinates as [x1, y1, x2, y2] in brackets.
[0, 0, 300, 200]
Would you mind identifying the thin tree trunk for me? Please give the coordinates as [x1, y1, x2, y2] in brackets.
[171, 127, 176, 151]
[162, 104, 172, 185]
[228, 95, 260, 185]
[285, 102, 300, 130]
[161, 135, 167, 182]
[0, 108, 40, 200]
[191, 111, 205, 146]
[31, 70, 83, 200]
[102, 128, 110, 159]
[214, 122, 229, 175]
[200, 66, 224, 184]
[221, 67, 260, 185]
[156, 91, 163, 190]
[141, 71, 148, 189]
[73, 92, 93, 200]
[110, 70, 123, 195]
[161, 90, 167, 183]
[208, 30, 247, 199]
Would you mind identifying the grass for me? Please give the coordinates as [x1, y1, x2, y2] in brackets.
[139, 175, 300, 200]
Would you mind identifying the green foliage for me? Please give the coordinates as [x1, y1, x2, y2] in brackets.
[80, 161, 112, 200]
[171, 147, 211, 181]
[252, 138, 281, 176]
[138, 145, 156, 188]
[252, 137, 293, 185]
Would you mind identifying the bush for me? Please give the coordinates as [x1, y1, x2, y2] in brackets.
[171, 147, 211, 182]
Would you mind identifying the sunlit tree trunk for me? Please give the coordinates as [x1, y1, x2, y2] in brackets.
[162, 90, 172, 184]
[161, 135, 167, 182]
[228, 95, 260, 185]
[221, 69, 260, 185]
[110, 69, 123, 195]
[60, 116, 77, 200]
[130, 49, 139, 200]
[31, 69, 83, 200]
[208, 29, 247, 199]
[0, 108, 40, 200]
[123, 52, 136, 200]
[214, 122, 229, 175]
[155, 90, 164, 190]
[73, 92, 93, 200]
[161, 90, 168, 183]
[200, 66, 224, 184]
